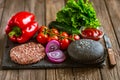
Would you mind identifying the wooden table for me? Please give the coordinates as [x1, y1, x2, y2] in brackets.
[0, 0, 120, 80]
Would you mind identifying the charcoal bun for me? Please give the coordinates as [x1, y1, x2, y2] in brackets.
[67, 39, 105, 64]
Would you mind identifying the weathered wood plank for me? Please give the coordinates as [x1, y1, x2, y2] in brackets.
[92, 0, 120, 80]
[0, 0, 5, 65]
[46, 69, 56, 80]
[19, 70, 46, 80]
[55, 69, 74, 80]
[0, 0, 24, 80]
[0, 70, 18, 80]
[45, 0, 74, 80]
[46, 0, 65, 26]
[46, 69, 74, 80]
[0, 0, 4, 26]
[73, 68, 101, 80]
[18, 0, 46, 80]
[104, 0, 120, 79]
[24, 0, 45, 25]
[105, 0, 120, 45]
[19, 70, 32, 80]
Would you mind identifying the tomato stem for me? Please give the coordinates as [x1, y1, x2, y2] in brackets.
[43, 28, 77, 41]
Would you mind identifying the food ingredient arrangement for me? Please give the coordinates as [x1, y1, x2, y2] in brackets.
[55, 0, 100, 34]
[4, 0, 105, 66]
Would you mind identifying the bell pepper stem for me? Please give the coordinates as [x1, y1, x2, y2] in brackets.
[8, 26, 21, 37]
[8, 31, 16, 37]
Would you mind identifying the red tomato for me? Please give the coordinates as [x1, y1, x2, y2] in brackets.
[69, 34, 80, 41]
[60, 32, 69, 37]
[48, 35, 59, 42]
[59, 38, 70, 50]
[39, 26, 48, 33]
[36, 32, 48, 45]
[51, 28, 59, 35]
[81, 28, 103, 41]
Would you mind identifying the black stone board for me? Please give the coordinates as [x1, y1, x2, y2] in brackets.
[1, 36, 106, 69]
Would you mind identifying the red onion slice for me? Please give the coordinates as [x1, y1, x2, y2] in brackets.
[45, 40, 60, 53]
[48, 57, 66, 63]
[46, 50, 66, 63]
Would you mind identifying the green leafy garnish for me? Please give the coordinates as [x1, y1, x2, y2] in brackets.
[56, 0, 100, 30]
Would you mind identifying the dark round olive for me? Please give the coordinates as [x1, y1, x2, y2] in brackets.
[67, 39, 105, 64]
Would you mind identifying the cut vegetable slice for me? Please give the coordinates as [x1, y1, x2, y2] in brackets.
[45, 40, 60, 53]
[46, 50, 66, 63]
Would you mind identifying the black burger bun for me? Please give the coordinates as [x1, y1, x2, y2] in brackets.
[67, 39, 106, 65]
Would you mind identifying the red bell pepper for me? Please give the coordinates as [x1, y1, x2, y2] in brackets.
[5, 11, 38, 43]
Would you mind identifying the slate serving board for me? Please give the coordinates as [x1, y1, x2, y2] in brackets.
[2, 36, 105, 69]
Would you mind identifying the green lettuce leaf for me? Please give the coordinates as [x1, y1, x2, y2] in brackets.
[56, 0, 100, 29]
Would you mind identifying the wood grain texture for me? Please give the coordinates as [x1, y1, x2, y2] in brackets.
[0, 0, 5, 66]
[104, 0, 120, 79]
[0, 0, 5, 26]
[93, 0, 120, 80]
[46, 0, 65, 26]
[18, 0, 45, 80]
[19, 70, 45, 80]
[46, 69, 56, 80]
[0, 70, 18, 80]
[55, 69, 74, 80]
[46, 69, 74, 80]
[73, 68, 101, 80]
[107, 48, 116, 66]
[25, 0, 45, 25]
[105, 0, 120, 45]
